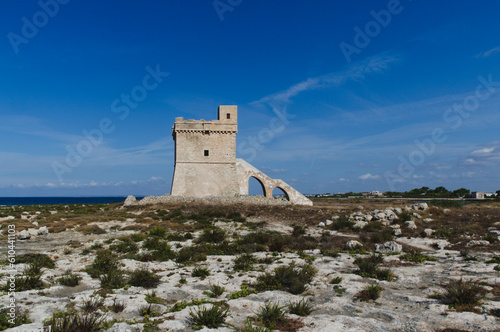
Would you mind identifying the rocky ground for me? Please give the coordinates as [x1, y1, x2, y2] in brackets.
[0, 199, 499, 331]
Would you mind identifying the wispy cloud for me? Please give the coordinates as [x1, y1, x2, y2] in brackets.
[476, 46, 500, 58]
[359, 173, 381, 180]
[251, 54, 401, 108]
[460, 141, 500, 166]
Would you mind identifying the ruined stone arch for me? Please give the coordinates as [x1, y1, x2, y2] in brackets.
[272, 186, 290, 201]
[248, 175, 267, 197]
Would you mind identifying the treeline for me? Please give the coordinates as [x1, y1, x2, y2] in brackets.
[386, 187, 499, 198]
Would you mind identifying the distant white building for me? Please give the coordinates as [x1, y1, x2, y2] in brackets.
[471, 192, 485, 199]
[485, 192, 497, 198]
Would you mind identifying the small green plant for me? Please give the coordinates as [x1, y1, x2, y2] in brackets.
[228, 285, 256, 299]
[434, 279, 487, 311]
[110, 298, 126, 313]
[397, 211, 413, 222]
[58, 271, 82, 287]
[333, 285, 346, 296]
[204, 284, 225, 298]
[255, 302, 286, 328]
[139, 304, 162, 317]
[81, 296, 104, 313]
[321, 249, 340, 258]
[145, 290, 165, 304]
[179, 277, 187, 284]
[192, 267, 210, 279]
[494, 265, 500, 271]
[129, 267, 161, 288]
[486, 255, 500, 264]
[330, 276, 342, 284]
[401, 249, 438, 263]
[357, 284, 383, 302]
[288, 298, 315, 316]
[354, 254, 394, 281]
[188, 304, 229, 329]
[238, 319, 272, 332]
[0, 308, 30, 330]
[44, 310, 105, 332]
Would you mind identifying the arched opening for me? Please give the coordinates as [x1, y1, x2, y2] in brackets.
[272, 187, 290, 201]
[248, 176, 266, 196]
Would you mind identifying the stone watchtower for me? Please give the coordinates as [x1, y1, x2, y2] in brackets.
[170, 105, 313, 205]
[171, 106, 240, 197]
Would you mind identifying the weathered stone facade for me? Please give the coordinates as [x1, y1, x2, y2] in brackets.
[170, 106, 312, 206]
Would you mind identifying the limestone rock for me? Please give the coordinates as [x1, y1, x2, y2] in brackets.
[37, 226, 49, 236]
[124, 195, 137, 206]
[443, 208, 451, 213]
[17, 230, 31, 240]
[466, 240, 490, 247]
[325, 219, 333, 226]
[417, 203, 429, 211]
[402, 206, 411, 212]
[423, 218, 433, 223]
[422, 229, 434, 237]
[318, 222, 326, 227]
[412, 212, 422, 219]
[331, 216, 340, 220]
[374, 241, 402, 253]
[353, 220, 367, 229]
[393, 228, 402, 236]
[345, 240, 363, 250]
[393, 207, 402, 214]
[405, 220, 417, 229]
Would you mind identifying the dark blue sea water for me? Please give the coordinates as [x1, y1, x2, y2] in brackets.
[0, 197, 141, 206]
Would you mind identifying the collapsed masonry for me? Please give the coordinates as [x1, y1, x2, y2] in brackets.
[169, 106, 312, 206]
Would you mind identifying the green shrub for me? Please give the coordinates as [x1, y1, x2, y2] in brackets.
[435, 279, 487, 311]
[85, 249, 118, 278]
[254, 264, 317, 295]
[110, 298, 126, 313]
[292, 225, 306, 237]
[78, 225, 106, 235]
[329, 217, 354, 231]
[192, 267, 210, 279]
[321, 249, 340, 258]
[16, 253, 55, 269]
[288, 298, 315, 316]
[58, 271, 82, 287]
[150, 240, 176, 262]
[189, 304, 229, 329]
[197, 227, 226, 244]
[8, 263, 44, 291]
[204, 284, 225, 298]
[397, 211, 413, 222]
[149, 226, 167, 238]
[354, 254, 394, 281]
[401, 249, 438, 263]
[486, 255, 500, 264]
[255, 302, 286, 329]
[429, 201, 463, 208]
[358, 284, 383, 302]
[81, 296, 104, 313]
[0, 308, 30, 330]
[238, 319, 272, 332]
[110, 237, 139, 254]
[43, 310, 105, 332]
[433, 229, 453, 238]
[129, 268, 161, 288]
[233, 253, 256, 271]
[369, 230, 393, 243]
[99, 269, 126, 289]
[130, 233, 146, 242]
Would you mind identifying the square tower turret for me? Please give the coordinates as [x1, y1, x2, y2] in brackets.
[218, 105, 237, 123]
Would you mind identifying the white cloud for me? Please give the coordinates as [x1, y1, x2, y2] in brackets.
[476, 46, 500, 58]
[359, 173, 380, 180]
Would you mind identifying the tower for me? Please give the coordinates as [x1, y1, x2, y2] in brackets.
[171, 105, 240, 197]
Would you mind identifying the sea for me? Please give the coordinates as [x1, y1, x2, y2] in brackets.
[0, 197, 143, 206]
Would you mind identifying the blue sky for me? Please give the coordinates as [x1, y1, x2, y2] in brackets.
[1, 0, 500, 196]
